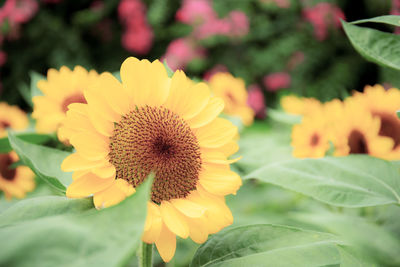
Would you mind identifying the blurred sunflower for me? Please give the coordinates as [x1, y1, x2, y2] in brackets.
[209, 72, 254, 126]
[32, 66, 100, 142]
[281, 95, 322, 116]
[60, 57, 242, 262]
[330, 98, 394, 158]
[0, 102, 29, 137]
[291, 115, 330, 158]
[0, 152, 35, 200]
[353, 85, 400, 160]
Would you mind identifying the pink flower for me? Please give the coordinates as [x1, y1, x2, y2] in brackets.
[194, 18, 231, 39]
[263, 72, 291, 92]
[226, 11, 249, 37]
[0, 0, 38, 24]
[303, 2, 345, 41]
[0, 51, 7, 66]
[203, 64, 228, 81]
[247, 84, 266, 119]
[176, 0, 216, 25]
[162, 38, 206, 70]
[118, 0, 153, 54]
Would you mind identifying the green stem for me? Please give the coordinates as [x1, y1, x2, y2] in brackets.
[139, 242, 153, 267]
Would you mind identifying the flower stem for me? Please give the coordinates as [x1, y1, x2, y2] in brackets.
[139, 242, 153, 267]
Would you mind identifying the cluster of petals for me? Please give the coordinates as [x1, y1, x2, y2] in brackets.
[118, 0, 153, 54]
[247, 84, 266, 119]
[162, 38, 206, 71]
[302, 2, 345, 41]
[59, 58, 242, 262]
[284, 85, 400, 160]
[263, 72, 291, 92]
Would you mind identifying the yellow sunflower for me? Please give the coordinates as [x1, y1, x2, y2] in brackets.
[281, 95, 322, 116]
[330, 98, 394, 158]
[60, 57, 242, 262]
[291, 115, 330, 158]
[208, 72, 254, 126]
[0, 102, 29, 138]
[32, 66, 100, 142]
[0, 152, 35, 200]
[353, 85, 400, 160]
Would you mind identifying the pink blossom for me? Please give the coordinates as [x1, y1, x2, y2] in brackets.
[247, 84, 266, 119]
[162, 38, 206, 70]
[194, 18, 231, 39]
[226, 11, 249, 37]
[203, 64, 228, 81]
[118, 0, 153, 54]
[0, 51, 7, 66]
[176, 0, 216, 25]
[263, 72, 291, 92]
[303, 2, 345, 41]
[391, 0, 400, 34]
[0, 0, 38, 24]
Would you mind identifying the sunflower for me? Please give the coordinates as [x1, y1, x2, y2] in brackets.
[0, 102, 29, 138]
[32, 66, 100, 142]
[291, 115, 330, 158]
[0, 152, 35, 200]
[208, 72, 254, 126]
[60, 57, 242, 262]
[353, 85, 400, 160]
[281, 95, 322, 116]
[330, 98, 394, 158]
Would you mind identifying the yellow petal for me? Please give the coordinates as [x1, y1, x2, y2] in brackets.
[66, 173, 114, 198]
[93, 179, 130, 208]
[70, 132, 109, 160]
[194, 118, 237, 148]
[84, 86, 120, 122]
[120, 57, 170, 107]
[61, 153, 106, 172]
[187, 97, 224, 128]
[198, 163, 242, 196]
[142, 202, 163, 243]
[170, 197, 206, 218]
[87, 105, 115, 137]
[155, 223, 176, 263]
[160, 201, 189, 238]
[187, 216, 209, 244]
[164, 71, 210, 119]
[91, 164, 116, 179]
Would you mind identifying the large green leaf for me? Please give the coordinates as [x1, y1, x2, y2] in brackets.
[30, 71, 45, 98]
[246, 155, 400, 207]
[8, 131, 72, 193]
[191, 224, 343, 267]
[292, 212, 400, 266]
[0, 132, 52, 153]
[0, 179, 152, 267]
[352, 15, 400, 27]
[337, 246, 377, 267]
[342, 20, 400, 71]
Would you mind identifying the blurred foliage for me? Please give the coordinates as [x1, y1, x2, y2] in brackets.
[0, 0, 395, 108]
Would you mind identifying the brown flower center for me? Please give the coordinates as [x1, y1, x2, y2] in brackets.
[61, 93, 87, 113]
[348, 130, 368, 154]
[0, 154, 16, 181]
[0, 120, 11, 129]
[108, 106, 202, 204]
[310, 133, 320, 146]
[374, 112, 400, 148]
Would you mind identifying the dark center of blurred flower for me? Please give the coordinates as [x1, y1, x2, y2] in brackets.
[0, 120, 11, 129]
[310, 133, 319, 146]
[374, 112, 400, 148]
[108, 106, 201, 204]
[348, 130, 368, 154]
[0, 154, 16, 181]
[61, 93, 87, 113]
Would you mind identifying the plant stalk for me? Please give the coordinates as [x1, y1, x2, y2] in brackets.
[139, 242, 153, 267]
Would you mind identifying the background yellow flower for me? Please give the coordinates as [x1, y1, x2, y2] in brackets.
[0, 102, 29, 138]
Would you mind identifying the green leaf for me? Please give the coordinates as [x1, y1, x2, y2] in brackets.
[112, 71, 121, 82]
[342, 20, 400, 71]
[18, 83, 33, 107]
[30, 71, 45, 98]
[246, 155, 400, 207]
[0, 133, 52, 153]
[351, 15, 400, 27]
[0, 179, 152, 267]
[8, 131, 72, 193]
[268, 108, 302, 125]
[397, 110, 400, 119]
[292, 212, 400, 266]
[163, 60, 174, 77]
[191, 224, 343, 267]
[337, 246, 377, 267]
